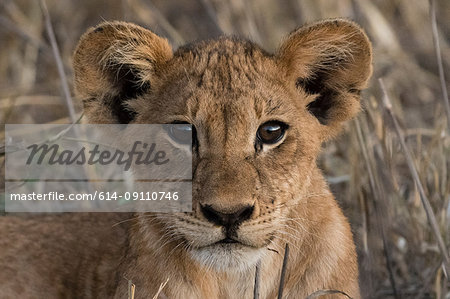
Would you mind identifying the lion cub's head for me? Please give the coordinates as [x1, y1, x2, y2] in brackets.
[74, 19, 372, 271]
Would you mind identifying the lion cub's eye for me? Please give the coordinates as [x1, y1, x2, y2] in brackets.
[256, 121, 288, 145]
[168, 123, 195, 145]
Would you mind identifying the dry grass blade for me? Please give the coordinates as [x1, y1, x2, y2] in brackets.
[199, 0, 223, 34]
[241, 0, 263, 45]
[429, 0, 450, 130]
[39, 0, 76, 123]
[253, 259, 261, 299]
[127, 0, 185, 46]
[379, 78, 450, 280]
[152, 277, 169, 299]
[354, 118, 399, 298]
[1, 113, 83, 156]
[0, 16, 45, 49]
[277, 243, 289, 299]
[305, 289, 353, 299]
[125, 276, 135, 299]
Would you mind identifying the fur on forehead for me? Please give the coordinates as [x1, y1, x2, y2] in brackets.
[173, 36, 272, 58]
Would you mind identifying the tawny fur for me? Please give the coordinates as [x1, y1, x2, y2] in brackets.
[0, 19, 372, 298]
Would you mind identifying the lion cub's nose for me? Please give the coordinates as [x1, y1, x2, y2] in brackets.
[200, 204, 254, 228]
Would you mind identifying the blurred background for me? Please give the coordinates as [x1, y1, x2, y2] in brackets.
[1, 0, 449, 298]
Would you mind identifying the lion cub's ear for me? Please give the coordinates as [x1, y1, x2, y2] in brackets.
[73, 21, 172, 123]
[277, 19, 372, 136]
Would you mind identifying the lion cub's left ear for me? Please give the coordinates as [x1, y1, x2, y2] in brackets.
[277, 19, 372, 137]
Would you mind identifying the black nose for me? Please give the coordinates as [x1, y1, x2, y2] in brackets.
[200, 204, 254, 228]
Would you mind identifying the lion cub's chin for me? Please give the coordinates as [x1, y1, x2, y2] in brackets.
[189, 243, 266, 272]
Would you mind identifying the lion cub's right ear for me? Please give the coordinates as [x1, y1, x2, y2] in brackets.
[73, 21, 172, 123]
[277, 19, 372, 139]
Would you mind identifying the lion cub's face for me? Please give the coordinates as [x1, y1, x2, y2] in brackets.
[74, 20, 372, 271]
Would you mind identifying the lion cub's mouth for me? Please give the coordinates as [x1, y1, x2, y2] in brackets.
[205, 236, 261, 249]
[216, 237, 239, 244]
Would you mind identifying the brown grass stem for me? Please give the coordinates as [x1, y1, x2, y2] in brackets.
[379, 78, 450, 280]
[199, 0, 223, 34]
[39, 0, 76, 123]
[128, 0, 185, 46]
[0, 16, 45, 49]
[277, 243, 289, 299]
[354, 118, 399, 298]
[429, 0, 450, 131]
[152, 277, 169, 299]
[253, 259, 261, 299]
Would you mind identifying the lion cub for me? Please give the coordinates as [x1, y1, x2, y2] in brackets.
[1, 19, 372, 298]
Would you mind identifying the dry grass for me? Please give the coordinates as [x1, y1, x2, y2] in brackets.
[1, 0, 449, 298]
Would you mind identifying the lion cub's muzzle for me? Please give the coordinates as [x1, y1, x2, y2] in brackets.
[194, 157, 259, 243]
[200, 204, 254, 243]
